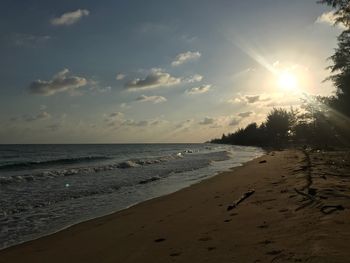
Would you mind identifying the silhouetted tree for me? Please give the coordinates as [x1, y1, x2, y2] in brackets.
[319, 1, 350, 117]
[210, 2, 350, 148]
[318, 0, 350, 27]
[265, 108, 296, 145]
[325, 30, 350, 116]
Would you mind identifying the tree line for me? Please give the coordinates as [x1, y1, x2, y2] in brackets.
[211, 1, 350, 148]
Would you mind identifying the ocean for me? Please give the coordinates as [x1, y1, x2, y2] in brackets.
[0, 143, 264, 249]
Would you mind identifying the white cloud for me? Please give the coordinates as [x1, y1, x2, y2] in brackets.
[11, 33, 51, 47]
[125, 68, 181, 90]
[104, 111, 166, 129]
[123, 120, 150, 127]
[116, 73, 126, 80]
[186, 84, 211, 95]
[29, 69, 88, 96]
[229, 94, 270, 105]
[109, 112, 124, 119]
[184, 74, 203, 83]
[136, 95, 167, 104]
[96, 86, 112, 93]
[171, 51, 201, 66]
[40, 105, 47, 110]
[51, 9, 90, 26]
[199, 117, 215, 125]
[315, 11, 346, 29]
[88, 80, 112, 93]
[119, 103, 131, 109]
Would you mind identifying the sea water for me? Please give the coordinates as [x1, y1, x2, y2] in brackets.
[0, 143, 264, 249]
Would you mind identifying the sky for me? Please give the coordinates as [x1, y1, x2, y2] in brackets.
[0, 0, 343, 143]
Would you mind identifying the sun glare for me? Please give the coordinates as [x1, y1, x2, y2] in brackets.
[277, 71, 298, 91]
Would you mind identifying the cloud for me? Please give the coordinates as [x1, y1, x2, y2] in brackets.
[88, 80, 112, 93]
[186, 84, 211, 95]
[109, 112, 124, 118]
[23, 111, 51, 122]
[116, 73, 126, 80]
[95, 86, 112, 93]
[119, 103, 131, 109]
[184, 74, 203, 83]
[229, 94, 270, 105]
[136, 95, 167, 104]
[51, 9, 90, 26]
[104, 112, 125, 127]
[125, 68, 181, 90]
[180, 34, 198, 43]
[11, 33, 51, 47]
[123, 120, 150, 127]
[124, 118, 167, 128]
[315, 11, 347, 29]
[229, 118, 241, 126]
[238, 111, 253, 118]
[175, 119, 194, 131]
[199, 117, 215, 125]
[29, 69, 88, 96]
[46, 123, 61, 131]
[104, 111, 166, 129]
[171, 51, 201, 66]
[245, 95, 260, 103]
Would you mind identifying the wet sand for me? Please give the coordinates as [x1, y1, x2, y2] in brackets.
[1, 149, 349, 263]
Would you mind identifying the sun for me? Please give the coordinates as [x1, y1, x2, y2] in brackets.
[277, 71, 298, 91]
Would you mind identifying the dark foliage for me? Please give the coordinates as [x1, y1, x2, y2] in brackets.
[319, 1, 350, 117]
[318, 0, 350, 27]
[210, 102, 349, 148]
[211, 1, 350, 148]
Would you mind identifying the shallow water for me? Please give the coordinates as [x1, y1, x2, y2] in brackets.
[0, 143, 264, 249]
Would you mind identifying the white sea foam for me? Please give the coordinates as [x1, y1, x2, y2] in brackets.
[0, 144, 264, 250]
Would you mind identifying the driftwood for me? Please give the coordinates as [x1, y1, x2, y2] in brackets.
[294, 188, 323, 211]
[227, 189, 255, 211]
[321, 205, 345, 215]
[294, 188, 345, 214]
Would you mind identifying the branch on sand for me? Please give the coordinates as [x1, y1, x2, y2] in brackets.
[227, 189, 255, 211]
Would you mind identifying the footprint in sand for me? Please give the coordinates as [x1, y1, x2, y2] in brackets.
[259, 240, 274, 245]
[257, 222, 269, 229]
[154, 238, 166, 243]
[198, 237, 212, 241]
[266, 250, 282, 255]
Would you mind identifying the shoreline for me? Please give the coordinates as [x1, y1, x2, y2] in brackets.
[0, 148, 263, 251]
[1, 149, 349, 262]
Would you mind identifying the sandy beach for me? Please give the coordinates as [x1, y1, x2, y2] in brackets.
[1, 149, 349, 263]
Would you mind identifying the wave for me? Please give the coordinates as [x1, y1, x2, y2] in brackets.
[0, 151, 231, 186]
[138, 176, 161, 185]
[0, 156, 111, 171]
